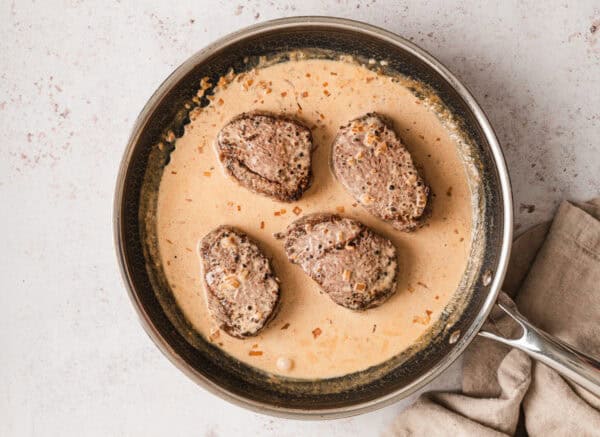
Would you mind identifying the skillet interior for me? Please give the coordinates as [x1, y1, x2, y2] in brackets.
[116, 18, 508, 417]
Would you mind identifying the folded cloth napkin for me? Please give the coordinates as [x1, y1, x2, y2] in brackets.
[387, 199, 600, 437]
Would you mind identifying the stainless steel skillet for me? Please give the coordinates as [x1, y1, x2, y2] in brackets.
[114, 16, 600, 419]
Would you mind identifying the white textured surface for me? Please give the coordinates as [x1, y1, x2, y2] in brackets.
[1, 1, 599, 435]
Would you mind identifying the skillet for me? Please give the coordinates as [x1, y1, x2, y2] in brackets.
[114, 17, 600, 418]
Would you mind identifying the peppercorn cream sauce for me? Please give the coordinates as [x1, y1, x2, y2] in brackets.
[156, 59, 472, 379]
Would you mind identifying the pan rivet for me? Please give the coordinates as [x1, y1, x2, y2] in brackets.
[449, 330, 461, 344]
[482, 270, 493, 286]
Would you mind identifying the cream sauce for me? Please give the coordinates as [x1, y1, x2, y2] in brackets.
[156, 59, 472, 379]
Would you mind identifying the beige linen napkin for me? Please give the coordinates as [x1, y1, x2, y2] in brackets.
[387, 199, 600, 436]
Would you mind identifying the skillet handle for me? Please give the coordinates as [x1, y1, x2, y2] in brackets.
[478, 299, 600, 397]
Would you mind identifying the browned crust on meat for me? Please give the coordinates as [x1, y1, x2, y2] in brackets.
[275, 213, 398, 310]
[216, 112, 314, 202]
[200, 225, 280, 338]
[331, 112, 430, 231]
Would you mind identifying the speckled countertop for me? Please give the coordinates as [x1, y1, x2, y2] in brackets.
[2, 1, 599, 435]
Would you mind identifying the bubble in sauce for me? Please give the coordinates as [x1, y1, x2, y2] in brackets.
[276, 356, 293, 372]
